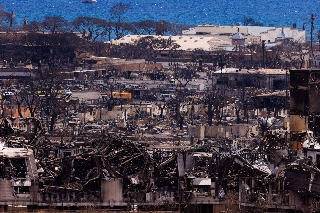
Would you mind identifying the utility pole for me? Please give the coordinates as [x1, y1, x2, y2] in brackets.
[262, 40, 266, 68]
[318, 30, 320, 67]
[318, 30, 320, 51]
[311, 14, 315, 67]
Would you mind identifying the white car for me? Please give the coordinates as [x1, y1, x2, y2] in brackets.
[3, 91, 14, 96]
[63, 89, 72, 96]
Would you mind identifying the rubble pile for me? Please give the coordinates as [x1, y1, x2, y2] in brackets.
[1, 68, 320, 213]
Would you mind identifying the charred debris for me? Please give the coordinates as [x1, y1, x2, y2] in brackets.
[0, 69, 320, 212]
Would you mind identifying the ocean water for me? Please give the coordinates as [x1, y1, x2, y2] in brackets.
[2, 0, 320, 33]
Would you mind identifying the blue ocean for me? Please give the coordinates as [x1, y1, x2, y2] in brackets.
[1, 0, 320, 33]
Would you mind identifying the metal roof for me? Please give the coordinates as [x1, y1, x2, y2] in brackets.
[231, 32, 246, 40]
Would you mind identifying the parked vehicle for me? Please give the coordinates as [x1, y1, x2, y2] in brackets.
[63, 89, 72, 96]
[159, 94, 176, 101]
[2, 91, 14, 96]
[102, 91, 132, 101]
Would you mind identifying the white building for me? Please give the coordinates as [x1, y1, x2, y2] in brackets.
[182, 25, 306, 44]
[112, 34, 231, 51]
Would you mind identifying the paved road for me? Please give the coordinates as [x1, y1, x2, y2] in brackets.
[72, 78, 211, 101]
[72, 91, 102, 100]
[115, 79, 211, 89]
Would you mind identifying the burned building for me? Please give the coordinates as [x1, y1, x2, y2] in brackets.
[0, 146, 38, 211]
[2, 68, 320, 213]
[290, 69, 320, 147]
[212, 68, 288, 91]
